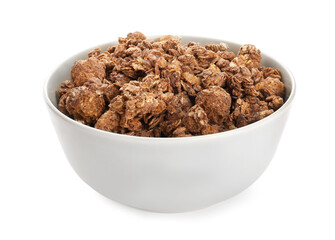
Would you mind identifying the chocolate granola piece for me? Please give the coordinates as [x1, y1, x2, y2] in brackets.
[255, 77, 285, 98]
[182, 105, 208, 134]
[60, 86, 105, 125]
[231, 96, 274, 127]
[196, 86, 231, 124]
[95, 110, 121, 133]
[71, 57, 106, 86]
[56, 80, 75, 96]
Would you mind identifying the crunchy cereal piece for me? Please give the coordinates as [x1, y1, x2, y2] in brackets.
[227, 66, 258, 98]
[264, 77, 285, 97]
[109, 95, 125, 114]
[217, 50, 235, 61]
[172, 126, 192, 137]
[131, 56, 151, 72]
[166, 92, 192, 120]
[159, 119, 182, 136]
[127, 31, 146, 40]
[215, 58, 230, 68]
[62, 86, 106, 125]
[196, 86, 231, 124]
[168, 59, 182, 70]
[197, 48, 218, 69]
[231, 97, 274, 127]
[114, 44, 127, 58]
[181, 81, 198, 96]
[161, 38, 181, 53]
[266, 95, 284, 110]
[99, 84, 120, 103]
[71, 57, 106, 86]
[140, 74, 170, 93]
[196, 48, 217, 60]
[120, 116, 143, 131]
[227, 75, 243, 98]
[159, 35, 178, 42]
[251, 68, 264, 84]
[201, 124, 222, 135]
[149, 41, 163, 49]
[84, 77, 103, 86]
[122, 92, 166, 130]
[96, 51, 115, 69]
[88, 48, 101, 58]
[259, 67, 281, 79]
[148, 114, 165, 129]
[145, 51, 163, 66]
[156, 56, 168, 68]
[109, 72, 131, 87]
[166, 69, 182, 92]
[237, 44, 262, 69]
[107, 45, 116, 53]
[205, 43, 228, 52]
[56, 80, 75, 96]
[126, 46, 142, 58]
[186, 42, 204, 55]
[200, 64, 226, 88]
[178, 54, 199, 68]
[120, 81, 141, 99]
[223, 117, 237, 131]
[159, 92, 174, 102]
[127, 129, 161, 137]
[138, 40, 155, 50]
[95, 110, 121, 133]
[255, 77, 285, 98]
[186, 43, 218, 68]
[239, 67, 259, 97]
[139, 93, 166, 117]
[58, 93, 69, 115]
[182, 105, 208, 133]
[182, 72, 201, 85]
[121, 67, 137, 79]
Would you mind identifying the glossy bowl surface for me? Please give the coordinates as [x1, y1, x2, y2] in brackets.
[44, 36, 296, 212]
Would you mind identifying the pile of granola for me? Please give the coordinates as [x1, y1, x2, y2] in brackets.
[57, 32, 285, 137]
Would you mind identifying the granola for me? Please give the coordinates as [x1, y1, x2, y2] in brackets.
[56, 32, 286, 137]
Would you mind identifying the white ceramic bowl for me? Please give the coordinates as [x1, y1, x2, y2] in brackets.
[44, 36, 296, 212]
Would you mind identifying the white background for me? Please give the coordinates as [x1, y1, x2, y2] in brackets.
[1, 0, 334, 239]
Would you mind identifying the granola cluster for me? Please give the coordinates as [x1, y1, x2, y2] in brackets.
[57, 32, 285, 137]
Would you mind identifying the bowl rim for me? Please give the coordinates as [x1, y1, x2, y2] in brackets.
[43, 35, 296, 143]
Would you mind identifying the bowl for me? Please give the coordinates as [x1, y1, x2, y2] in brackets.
[44, 36, 296, 212]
